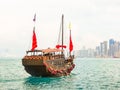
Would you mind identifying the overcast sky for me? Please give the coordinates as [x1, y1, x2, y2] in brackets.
[0, 0, 120, 57]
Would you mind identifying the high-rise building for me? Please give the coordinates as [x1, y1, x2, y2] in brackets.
[103, 41, 108, 56]
[109, 39, 114, 57]
[95, 46, 100, 57]
[100, 41, 108, 57]
[114, 41, 120, 57]
[100, 42, 104, 56]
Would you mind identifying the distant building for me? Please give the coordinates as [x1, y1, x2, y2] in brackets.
[114, 41, 120, 57]
[99, 41, 107, 57]
[109, 39, 115, 57]
[95, 46, 100, 57]
[79, 47, 88, 58]
[100, 42, 104, 57]
[103, 41, 108, 57]
[87, 48, 94, 57]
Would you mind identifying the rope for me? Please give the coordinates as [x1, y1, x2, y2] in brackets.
[57, 19, 62, 44]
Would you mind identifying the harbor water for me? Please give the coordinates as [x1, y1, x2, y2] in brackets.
[0, 58, 120, 90]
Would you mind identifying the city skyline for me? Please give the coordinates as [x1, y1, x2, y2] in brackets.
[78, 38, 120, 58]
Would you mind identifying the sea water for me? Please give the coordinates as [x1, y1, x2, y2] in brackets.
[0, 58, 120, 90]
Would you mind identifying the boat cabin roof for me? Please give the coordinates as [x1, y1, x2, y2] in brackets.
[26, 48, 64, 54]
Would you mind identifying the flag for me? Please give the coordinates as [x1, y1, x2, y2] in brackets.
[69, 32, 73, 52]
[69, 23, 73, 52]
[31, 27, 37, 51]
[33, 14, 36, 22]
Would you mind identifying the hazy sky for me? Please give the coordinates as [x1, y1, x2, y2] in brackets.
[0, 0, 120, 57]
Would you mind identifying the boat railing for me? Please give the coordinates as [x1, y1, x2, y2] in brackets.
[54, 54, 64, 59]
[42, 54, 64, 60]
[23, 55, 43, 60]
[23, 53, 65, 60]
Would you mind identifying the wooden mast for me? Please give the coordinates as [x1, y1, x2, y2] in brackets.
[62, 14, 64, 54]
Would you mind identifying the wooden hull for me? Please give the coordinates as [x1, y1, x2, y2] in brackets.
[22, 59, 52, 77]
[22, 57, 75, 77]
[24, 65, 52, 77]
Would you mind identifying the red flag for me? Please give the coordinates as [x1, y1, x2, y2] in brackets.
[31, 28, 37, 51]
[69, 31, 73, 52]
[33, 14, 36, 22]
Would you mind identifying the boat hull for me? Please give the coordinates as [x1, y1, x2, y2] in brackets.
[22, 57, 75, 77]
[24, 65, 52, 77]
[22, 59, 52, 77]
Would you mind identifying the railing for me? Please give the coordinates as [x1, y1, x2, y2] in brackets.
[23, 54, 65, 60]
[23, 56, 43, 60]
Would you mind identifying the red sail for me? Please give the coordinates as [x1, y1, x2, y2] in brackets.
[31, 29, 37, 51]
[69, 31, 73, 52]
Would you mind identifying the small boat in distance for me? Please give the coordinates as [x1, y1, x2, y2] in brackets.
[22, 14, 75, 77]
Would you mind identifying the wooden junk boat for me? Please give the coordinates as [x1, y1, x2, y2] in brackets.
[22, 14, 75, 77]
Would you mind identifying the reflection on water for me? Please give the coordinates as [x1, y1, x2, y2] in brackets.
[24, 76, 61, 85]
[24, 75, 77, 90]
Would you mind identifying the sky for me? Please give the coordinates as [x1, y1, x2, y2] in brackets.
[0, 0, 120, 58]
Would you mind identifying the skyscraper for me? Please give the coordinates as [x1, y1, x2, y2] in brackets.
[100, 41, 108, 57]
[103, 41, 108, 56]
[95, 46, 100, 57]
[109, 39, 114, 57]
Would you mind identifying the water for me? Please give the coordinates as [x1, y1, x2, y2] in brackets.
[0, 58, 120, 90]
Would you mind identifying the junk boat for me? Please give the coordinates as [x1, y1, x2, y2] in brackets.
[22, 14, 75, 77]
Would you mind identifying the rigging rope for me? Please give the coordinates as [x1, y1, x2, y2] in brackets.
[57, 19, 62, 44]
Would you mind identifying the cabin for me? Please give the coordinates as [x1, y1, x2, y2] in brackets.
[23, 48, 65, 60]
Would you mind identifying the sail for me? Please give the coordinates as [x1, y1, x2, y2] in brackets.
[31, 27, 37, 51]
[69, 30, 73, 52]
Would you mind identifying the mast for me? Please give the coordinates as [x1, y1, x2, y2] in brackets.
[33, 13, 36, 29]
[56, 14, 66, 51]
[62, 14, 64, 53]
[31, 13, 37, 52]
[69, 29, 71, 56]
